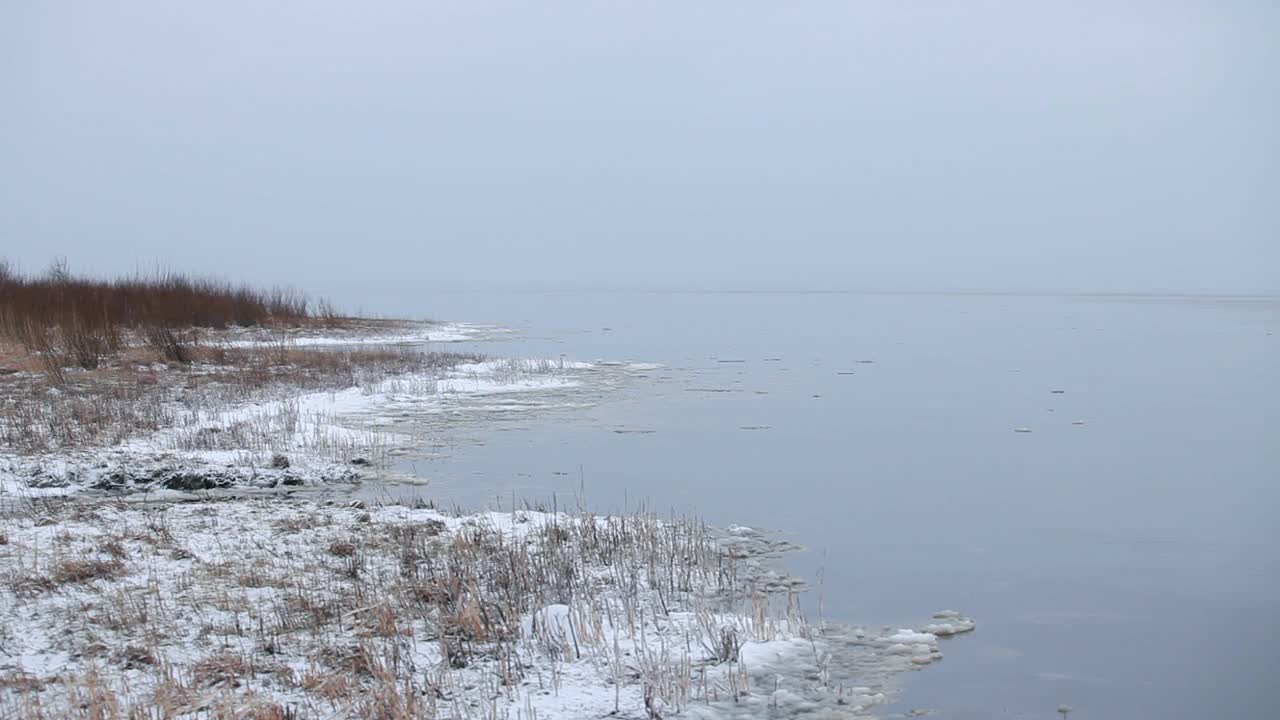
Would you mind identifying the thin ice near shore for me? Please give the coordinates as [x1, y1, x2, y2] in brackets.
[219, 321, 509, 347]
[0, 496, 973, 719]
[1, 353, 595, 498]
[0, 317, 659, 498]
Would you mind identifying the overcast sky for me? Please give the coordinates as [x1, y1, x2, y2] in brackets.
[2, 1, 1277, 298]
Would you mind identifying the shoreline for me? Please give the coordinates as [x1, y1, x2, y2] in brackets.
[1, 321, 573, 499]
[1, 319, 974, 718]
[0, 492, 972, 718]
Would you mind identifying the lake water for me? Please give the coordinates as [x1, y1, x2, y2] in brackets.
[367, 290, 1278, 719]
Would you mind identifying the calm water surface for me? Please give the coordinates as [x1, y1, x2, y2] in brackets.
[370, 291, 1278, 719]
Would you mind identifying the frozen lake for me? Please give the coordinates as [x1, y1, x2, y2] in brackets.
[365, 290, 1278, 719]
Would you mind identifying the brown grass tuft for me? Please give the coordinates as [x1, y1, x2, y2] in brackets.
[327, 540, 357, 557]
[191, 652, 250, 688]
[50, 558, 125, 586]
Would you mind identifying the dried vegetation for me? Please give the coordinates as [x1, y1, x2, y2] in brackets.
[0, 497, 883, 719]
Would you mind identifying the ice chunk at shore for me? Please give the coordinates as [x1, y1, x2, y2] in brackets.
[924, 610, 977, 636]
[887, 630, 939, 645]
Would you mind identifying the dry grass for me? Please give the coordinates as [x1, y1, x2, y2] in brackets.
[0, 259, 322, 342]
[0, 496, 914, 719]
[0, 341, 483, 456]
[49, 557, 124, 585]
[0, 263, 506, 473]
[0, 259, 362, 389]
[191, 653, 252, 688]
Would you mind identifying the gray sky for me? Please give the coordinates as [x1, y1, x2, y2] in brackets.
[3, 1, 1277, 298]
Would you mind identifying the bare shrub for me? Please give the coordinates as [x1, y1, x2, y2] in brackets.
[60, 313, 121, 370]
[18, 319, 66, 384]
[143, 326, 191, 363]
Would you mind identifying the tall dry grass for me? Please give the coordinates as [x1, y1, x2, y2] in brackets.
[0, 259, 317, 339]
[0, 259, 344, 377]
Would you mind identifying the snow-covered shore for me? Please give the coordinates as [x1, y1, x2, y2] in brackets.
[219, 320, 508, 347]
[0, 495, 972, 718]
[0, 321, 975, 718]
[1, 322, 592, 499]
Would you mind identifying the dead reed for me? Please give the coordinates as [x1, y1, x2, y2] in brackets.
[0, 259, 353, 382]
[0, 497, 848, 719]
[0, 342, 484, 458]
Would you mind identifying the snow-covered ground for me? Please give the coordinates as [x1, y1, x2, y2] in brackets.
[0, 319, 604, 499]
[219, 320, 508, 347]
[0, 497, 973, 718]
[0, 322, 976, 718]
[0, 355, 600, 499]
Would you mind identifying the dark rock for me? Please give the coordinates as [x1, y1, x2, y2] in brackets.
[86, 467, 155, 492]
[27, 473, 70, 489]
[349, 457, 371, 466]
[90, 472, 126, 491]
[280, 475, 304, 486]
[161, 472, 232, 492]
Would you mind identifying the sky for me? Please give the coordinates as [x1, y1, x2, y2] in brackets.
[2, 1, 1277, 302]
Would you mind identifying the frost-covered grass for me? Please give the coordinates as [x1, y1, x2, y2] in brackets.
[0, 324, 592, 497]
[0, 496, 971, 719]
[0, 327, 485, 455]
[217, 320, 502, 347]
